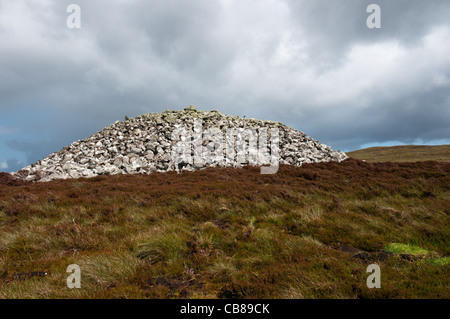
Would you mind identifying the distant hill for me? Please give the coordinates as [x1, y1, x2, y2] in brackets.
[347, 145, 450, 162]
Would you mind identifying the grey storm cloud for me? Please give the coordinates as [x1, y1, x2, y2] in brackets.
[286, 0, 450, 58]
[0, 0, 449, 172]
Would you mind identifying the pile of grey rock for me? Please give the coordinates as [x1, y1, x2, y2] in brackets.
[13, 106, 347, 182]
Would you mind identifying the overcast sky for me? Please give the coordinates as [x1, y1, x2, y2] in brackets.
[1, 0, 449, 172]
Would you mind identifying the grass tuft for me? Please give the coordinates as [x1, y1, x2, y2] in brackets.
[385, 243, 430, 256]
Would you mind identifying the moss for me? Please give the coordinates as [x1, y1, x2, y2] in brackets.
[162, 114, 178, 124]
[184, 105, 197, 111]
[385, 243, 429, 256]
[427, 257, 450, 266]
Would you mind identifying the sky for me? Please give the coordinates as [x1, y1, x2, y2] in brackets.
[1, 0, 449, 172]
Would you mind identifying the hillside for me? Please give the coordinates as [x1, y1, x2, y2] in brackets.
[347, 145, 450, 162]
[0, 159, 449, 298]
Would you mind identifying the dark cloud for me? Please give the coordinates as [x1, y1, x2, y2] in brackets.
[285, 0, 450, 63]
[5, 139, 58, 165]
[0, 158, 25, 173]
[0, 0, 449, 168]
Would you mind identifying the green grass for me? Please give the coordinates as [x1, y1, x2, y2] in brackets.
[427, 257, 450, 266]
[347, 145, 450, 162]
[385, 243, 429, 256]
[428, 257, 450, 266]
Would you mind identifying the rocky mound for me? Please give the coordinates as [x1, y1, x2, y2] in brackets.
[13, 106, 347, 182]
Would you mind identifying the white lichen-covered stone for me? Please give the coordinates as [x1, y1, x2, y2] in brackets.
[12, 106, 348, 182]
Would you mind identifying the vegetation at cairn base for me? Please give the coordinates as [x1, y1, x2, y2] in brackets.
[0, 158, 449, 299]
[347, 145, 450, 162]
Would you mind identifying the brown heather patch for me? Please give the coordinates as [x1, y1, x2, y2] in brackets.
[0, 159, 449, 298]
[348, 145, 450, 162]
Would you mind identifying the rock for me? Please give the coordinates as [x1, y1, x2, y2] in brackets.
[113, 156, 123, 166]
[11, 106, 348, 182]
[130, 147, 142, 154]
[15, 170, 29, 179]
[131, 159, 142, 170]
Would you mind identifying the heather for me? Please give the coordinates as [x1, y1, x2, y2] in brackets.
[0, 159, 449, 298]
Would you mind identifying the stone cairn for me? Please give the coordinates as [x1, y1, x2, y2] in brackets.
[13, 106, 348, 182]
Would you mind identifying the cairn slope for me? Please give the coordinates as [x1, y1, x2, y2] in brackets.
[13, 106, 347, 182]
